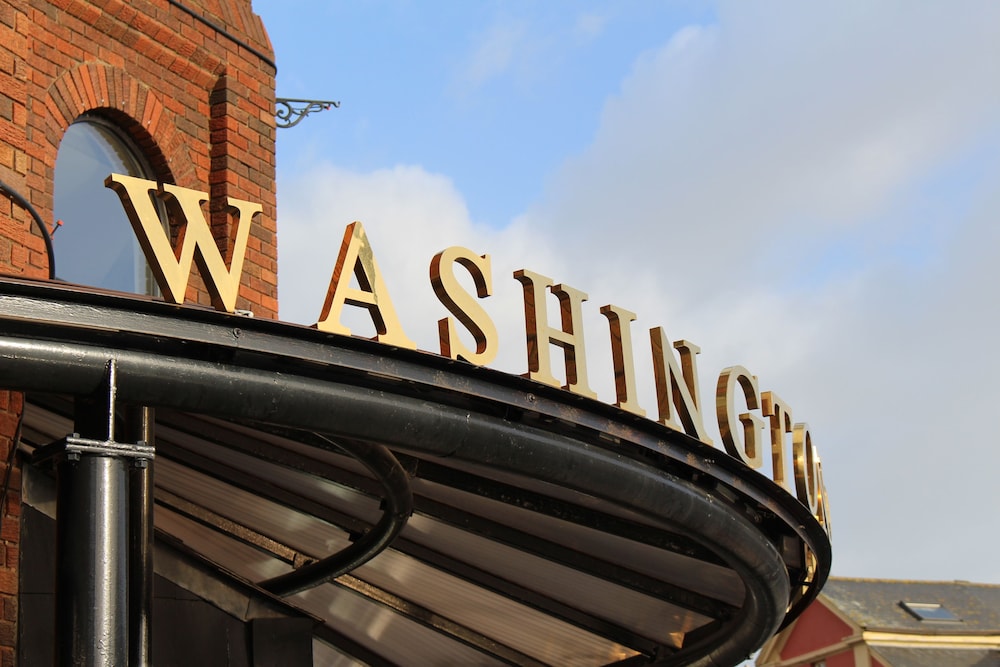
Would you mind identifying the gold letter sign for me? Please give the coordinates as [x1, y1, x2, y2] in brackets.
[315, 222, 416, 349]
[105, 174, 261, 313]
[430, 247, 498, 365]
[104, 173, 831, 533]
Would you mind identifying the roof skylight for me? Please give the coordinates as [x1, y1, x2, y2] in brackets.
[899, 602, 961, 622]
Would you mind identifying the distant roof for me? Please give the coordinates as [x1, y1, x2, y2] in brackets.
[871, 646, 1000, 667]
[823, 578, 1000, 634]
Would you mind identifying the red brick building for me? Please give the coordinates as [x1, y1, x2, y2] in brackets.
[1, 0, 278, 310]
[0, 1, 278, 663]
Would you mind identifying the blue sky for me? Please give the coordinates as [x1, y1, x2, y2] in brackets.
[262, 1, 714, 227]
[253, 0, 1000, 587]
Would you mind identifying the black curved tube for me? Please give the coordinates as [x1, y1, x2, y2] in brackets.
[0, 335, 792, 664]
[0, 178, 55, 279]
[0, 284, 832, 664]
[257, 430, 413, 597]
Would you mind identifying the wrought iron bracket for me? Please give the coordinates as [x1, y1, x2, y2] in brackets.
[275, 97, 340, 129]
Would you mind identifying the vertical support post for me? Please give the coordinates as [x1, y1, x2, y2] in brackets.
[55, 455, 129, 665]
[56, 402, 128, 665]
[126, 405, 154, 667]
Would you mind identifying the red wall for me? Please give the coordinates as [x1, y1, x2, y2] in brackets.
[825, 649, 856, 667]
[780, 600, 855, 662]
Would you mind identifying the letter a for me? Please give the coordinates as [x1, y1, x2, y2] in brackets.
[105, 174, 260, 313]
[315, 222, 416, 349]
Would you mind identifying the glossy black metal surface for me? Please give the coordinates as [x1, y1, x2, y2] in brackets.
[56, 392, 129, 667]
[0, 278, 831, 666]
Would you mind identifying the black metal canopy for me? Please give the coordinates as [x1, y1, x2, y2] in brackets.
[0, 277, 831, 666]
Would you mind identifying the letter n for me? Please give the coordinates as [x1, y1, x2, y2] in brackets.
[650, 327, 712, 444]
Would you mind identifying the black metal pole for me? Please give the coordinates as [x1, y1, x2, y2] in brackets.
[56, 393, 129, 666]
[126, 405, 154, 667]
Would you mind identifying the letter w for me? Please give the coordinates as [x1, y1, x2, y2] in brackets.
[106, 174, 261, 313]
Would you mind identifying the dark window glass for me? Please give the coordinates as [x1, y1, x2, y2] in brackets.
[900, 601, 961, 622]
[53, 118, 160, 295]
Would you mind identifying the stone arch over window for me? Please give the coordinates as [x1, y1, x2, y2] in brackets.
[43, 63, 193, 186]
[43, 64, 195, 294]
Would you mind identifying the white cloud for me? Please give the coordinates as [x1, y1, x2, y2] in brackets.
[455, 19, 529, 93]
[278, 2, 1000, 583]
[572, 12, 607, 44]
[277, 163, 552, 375]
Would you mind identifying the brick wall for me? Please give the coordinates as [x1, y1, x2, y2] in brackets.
[0, 0, 278, 659]
[10, 0, 278, 314]
[0, 392, 21, 667]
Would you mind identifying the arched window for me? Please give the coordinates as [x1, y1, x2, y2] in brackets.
[53, 116, 161, 295]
